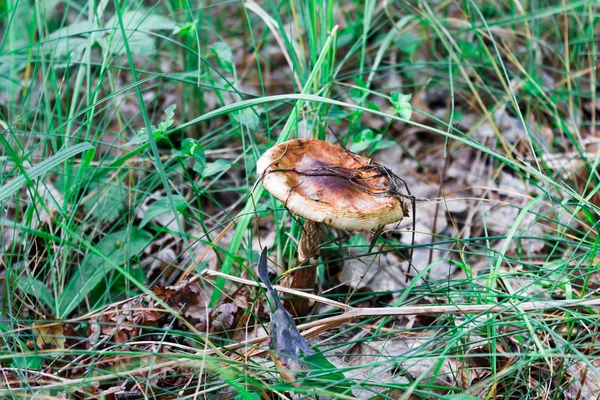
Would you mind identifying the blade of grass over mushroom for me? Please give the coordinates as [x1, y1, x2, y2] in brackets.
[208, 25, 340, 306]
[0, 142, 93, 203]
[176, 94, 584, 206]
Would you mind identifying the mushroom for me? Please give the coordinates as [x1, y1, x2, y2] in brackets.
[257, 138, 409, 316]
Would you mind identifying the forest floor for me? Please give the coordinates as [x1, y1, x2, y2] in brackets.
[1, 1, 599, 399]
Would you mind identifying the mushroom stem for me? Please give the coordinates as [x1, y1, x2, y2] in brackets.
[284, 220, 321, 317]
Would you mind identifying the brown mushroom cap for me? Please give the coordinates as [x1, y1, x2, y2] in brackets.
[257, 138, 407, 231]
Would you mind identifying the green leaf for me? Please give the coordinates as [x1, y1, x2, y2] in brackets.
[158, 104, 177, 132]
[12, 353, 43, 371]
[17, 277, 56, 315]
[210, 42, 234, 73]
[84, 181, 124, 223]
[202, 159, 232, 178]
[348, 234, 370, 248]
[325, 106, 349, 123]
[441, 394, 479, 400]
[174, 138, 206, 164]
[303, 351, 352, 396]
[233, 392, 261, 400]
[390, 92, 412, 120]
[104, 9, 176, 56]
[0, 142, 93, 203]
[139, 195, 187, 228]
[232, 107, 260, 130]
[396, 32, 421, 56]
[349, 129, 378, 153]
[128, 105, 176, 146]
[173, 22, 195, 37]
[43, 22, 92, 65]
[349, 88, 363, 103]
[192, 161, 205, 176]
[372, 139, 396, 153]
[367, 102, 381, 112]
[58, 228, 153, 317]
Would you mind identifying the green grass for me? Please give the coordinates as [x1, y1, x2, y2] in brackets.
[1, 0, 599, 398]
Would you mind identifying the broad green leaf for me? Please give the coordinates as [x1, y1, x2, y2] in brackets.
[43, 22, 93, 64]
[17, 277, 56, 315]
[104, 9, 176, 56]
[174, 138, 206, 165]
[348, 234, 370, 248]
[0, 142, 94, 203]
[349, 88, 364, 104]
[396, 31, 421, 55]
[58, 228, 152, 317]
[349, 129, 377, 153]
[367, 102, 381, 112]
[202, 159, 232, 178]
[140, 195, 187, 228]
[158, 104, 177, 132]
[390, 92, 412, 120]
[303, 351, 352, 396]
[210, 42, 234, 73]
[127, 105, 176, 146]
[371, 139, 396, 153]
[193, 161, 205, 176]
[325, 106, 349, 123]
[84, 181, 124, 223]
[441, 394, 479, 400]
[350, 129, 393, 154]
[232, 107, 260, 130]
[173, 22, 195, 37]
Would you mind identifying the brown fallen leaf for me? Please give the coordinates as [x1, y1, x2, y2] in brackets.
[210, 284, 251, 334]
[32, 319, 65, 350]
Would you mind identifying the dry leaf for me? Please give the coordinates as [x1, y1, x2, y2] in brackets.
[32, 320, 65, 350]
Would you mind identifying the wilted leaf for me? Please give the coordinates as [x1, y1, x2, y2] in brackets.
[32, 321, 65, 350]
[158, 281, 210, 332]
[210, 285, 250, 333]
[258, 248, 351, 394]
[99, 298, 163, 344]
